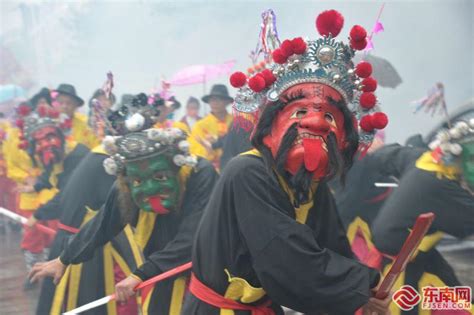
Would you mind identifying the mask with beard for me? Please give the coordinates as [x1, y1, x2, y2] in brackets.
[32, 126, 65, 168]
[254, 82, 358, 204]
[263, 83, 349, 177]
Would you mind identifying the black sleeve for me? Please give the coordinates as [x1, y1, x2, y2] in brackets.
[34, 146, 92, 221]
[366, 144, 425, 178]
[59, 183, 130, 265]
[34, 166, 53, 192]
[133, 160, 218, 280]
[229, 162, 379, 314]
[211, 135, 226, 150]
[34, 190, 62, 220]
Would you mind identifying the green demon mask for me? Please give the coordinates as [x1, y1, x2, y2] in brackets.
[125, 155, 180, 214]
[460, 141, 474, 189]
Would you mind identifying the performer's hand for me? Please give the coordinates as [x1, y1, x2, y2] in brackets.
[26, 215, 37, 227]
[362, 294, 392, 315]
[29, 258, 67, 285]
[115, 275, 142, 303]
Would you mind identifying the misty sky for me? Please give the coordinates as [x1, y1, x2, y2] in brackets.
[1, 0, 473, 143]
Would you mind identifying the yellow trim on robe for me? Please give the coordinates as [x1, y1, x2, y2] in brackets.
[169, 277, 187, 315]
[416, 151, 460, 180]
[91, 144, 108, 155]
[50, 266, 72, 315]
[189, 113, 232, 164]
[66, 263, 83, 310]
[346, 216, 377, 251]
[123, 224, 145, 267]
[134, 211, 158, 251]
[142, 287, 154, 315]
[103, 243, 118, 315]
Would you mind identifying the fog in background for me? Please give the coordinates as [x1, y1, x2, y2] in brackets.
[1, 0, 473, 143]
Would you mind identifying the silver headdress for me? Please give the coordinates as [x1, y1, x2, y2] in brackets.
[229, 9, 388, 151]
[428, 119, 474, 164]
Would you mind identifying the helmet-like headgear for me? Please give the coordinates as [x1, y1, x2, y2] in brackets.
[230, 9, 388, 151]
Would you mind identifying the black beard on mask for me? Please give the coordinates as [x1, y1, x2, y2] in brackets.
[252, 95, 359, 205]
[273, 126, 345, 206]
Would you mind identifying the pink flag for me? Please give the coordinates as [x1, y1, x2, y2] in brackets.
[373, 21, 384, 34]
[169, 60, 236, 86]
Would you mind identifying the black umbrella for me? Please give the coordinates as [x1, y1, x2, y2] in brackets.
[354, 54, 402, 88]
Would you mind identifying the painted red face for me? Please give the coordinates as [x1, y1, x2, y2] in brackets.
[263, 83, 347, 179]
[32, 126, 63, 166]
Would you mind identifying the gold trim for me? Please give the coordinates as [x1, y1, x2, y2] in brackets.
[169, 277, 187, 315]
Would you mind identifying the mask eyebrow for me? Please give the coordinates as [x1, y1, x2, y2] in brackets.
[326, 96, 345, 110]
[281, 88, 306, 104]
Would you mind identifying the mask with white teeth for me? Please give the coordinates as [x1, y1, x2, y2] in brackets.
[262, 83, 347, 180]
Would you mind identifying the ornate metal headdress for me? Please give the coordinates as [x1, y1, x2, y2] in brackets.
[229, 10, 388, 151]
[428, 119, 474, 165]
[102, 93, 193, 175]
[15, 102, 71, 150]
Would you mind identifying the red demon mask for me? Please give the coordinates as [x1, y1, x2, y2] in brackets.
[263, 83, 347, 180]
[32, 126, 64, 167]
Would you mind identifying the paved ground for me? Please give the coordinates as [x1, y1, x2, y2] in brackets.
[0, 224, 472, 315]
[0, 224, 39, 314]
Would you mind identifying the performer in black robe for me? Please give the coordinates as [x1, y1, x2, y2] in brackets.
[15, 101, 89, 287]
[33, 145, 144, 315]
[368, 137, 474, 314]
[30, 120, 217, 314]
[183, 9, 392, 315]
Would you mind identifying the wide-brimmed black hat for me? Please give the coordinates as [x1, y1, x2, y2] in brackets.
[30, 88, 52, 109]
[202, 84, 233, 104]
[55, 83, 84, 106]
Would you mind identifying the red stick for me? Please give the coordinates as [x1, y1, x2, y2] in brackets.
[375, 212, 435, 299]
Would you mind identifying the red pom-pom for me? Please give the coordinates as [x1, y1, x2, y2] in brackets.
[355, 62, 372, 78]
[359, 92, 377, 109]
[350, 38, 367, 51]
[37, 104, 49, 117]
[316, 10, 344, 37]
[17, 104, 31, 116]
[247, 67, 255, 74]
[15, 119, 24, 129]
[371, 112, 388, 129]
[359, 115, 374, 132]
[350, 25, 367, 41]
[248, 74, 266, 93]
[230, 71, 247, 88]
[361, 77, 377, 92]
[272, 48, 287, 64]
[18, 140, 29, 150]
[280, 39, 294, 57]
[260, 69, 276, 87]
[291, 37, 307, 54]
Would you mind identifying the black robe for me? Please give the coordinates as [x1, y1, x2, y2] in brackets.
[182, 154, 380, 315]
[59, 158, 218, 314]
[367, 145, 474, 314]
[32, 143, 89, 220]
[35, 148, 142, 315]
[330, 152, 399, 229]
